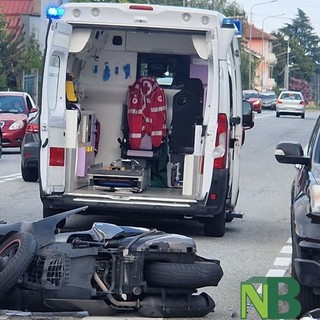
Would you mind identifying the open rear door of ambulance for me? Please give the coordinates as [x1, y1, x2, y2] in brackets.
[40, 19, 72, 197]
[228, 36, 243, 210]
[198, 27, 237, 201]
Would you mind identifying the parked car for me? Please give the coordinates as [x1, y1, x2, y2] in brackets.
[260, 91, 277, 110]
[275, 114, 320, 316]
[0, 91, 37, 148]
[21, 111, 40, 182]
[276, 90, 305, 118]
[243, 90, 262, 113]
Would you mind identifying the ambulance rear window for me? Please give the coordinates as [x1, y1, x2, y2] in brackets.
[137, 53, 190, 88]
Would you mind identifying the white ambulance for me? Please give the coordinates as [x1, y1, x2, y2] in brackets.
[39, 2, 254, 237]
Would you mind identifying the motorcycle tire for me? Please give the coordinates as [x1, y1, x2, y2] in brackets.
[0, 232, 36, 293]
[145, 261, 223, 289]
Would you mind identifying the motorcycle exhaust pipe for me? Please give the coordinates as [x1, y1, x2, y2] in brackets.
[138, 292, 215, 318]
[93, 272, 137, 308]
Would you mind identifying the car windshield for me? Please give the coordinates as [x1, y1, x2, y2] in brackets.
[244, 92, 259, 99]
[260, 92, 276, 100]
[0, 96, 25, 113]
[280, 93, 302, 100]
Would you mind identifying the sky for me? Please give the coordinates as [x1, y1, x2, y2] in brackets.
[236, 0, 320, 35]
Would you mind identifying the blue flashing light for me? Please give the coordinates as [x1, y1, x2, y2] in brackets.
[222, 18, 242, 37]
[46, 6, 65, 19]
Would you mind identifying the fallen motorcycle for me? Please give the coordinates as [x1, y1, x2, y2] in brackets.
[0, 207, 223, 317]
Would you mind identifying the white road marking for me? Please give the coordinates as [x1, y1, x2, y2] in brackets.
[274, 257, 291, 267]
[0, 173, 22, 183]
[257, 238, 292, 294]
[254, 113, 274, 119]
[280, 245, 292, 254]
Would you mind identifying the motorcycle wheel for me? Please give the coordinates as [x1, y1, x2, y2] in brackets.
[0, 232, 36, 293]
[145, 261, 222, 289]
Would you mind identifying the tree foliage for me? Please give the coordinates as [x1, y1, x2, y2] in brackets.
[18, 32, 43, 75]
[290, 78, 312, 101]
[0, 14, 25, 90]
[272, 8, 320, 88]
[0, 13, 43, 91]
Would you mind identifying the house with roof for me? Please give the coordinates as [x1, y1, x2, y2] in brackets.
[0, 0, 66, 52]
[0, 0, 66, 99]
[0, 0, 34, 33]
[243, 22, 278, 91]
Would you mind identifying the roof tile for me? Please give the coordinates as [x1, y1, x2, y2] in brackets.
[0, 0, 33, 32]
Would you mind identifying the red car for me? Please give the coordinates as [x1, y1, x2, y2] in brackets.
[243, 90, 262, 113]
[0, 91, 37, 148]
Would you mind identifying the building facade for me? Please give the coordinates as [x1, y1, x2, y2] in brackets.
[243, 22, 278, 91]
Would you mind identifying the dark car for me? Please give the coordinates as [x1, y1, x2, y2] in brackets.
[243, 90, 262, 113]
[20, 111, 39, 182]
[260, 91, 277, 110]
[0, 91, 37, 148]
[275, 115, 320, 316]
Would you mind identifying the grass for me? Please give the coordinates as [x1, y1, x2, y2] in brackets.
[306, 104, 320, 110]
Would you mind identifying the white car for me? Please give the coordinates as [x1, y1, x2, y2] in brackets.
[276, 90, 306, 118]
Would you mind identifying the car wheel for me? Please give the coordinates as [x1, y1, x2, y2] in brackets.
[276, 112, 280, 118]
[0, 232, 36, 293]
[21, 164, 38, 182]
[258, 109, 262, 114]
[203, 206, 226, 237]
[144, 261, 223, 288]
[301, 113, 305, 119]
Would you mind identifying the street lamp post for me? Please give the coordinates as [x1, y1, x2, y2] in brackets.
[248, 0, 278, 89]
[261, 14, 285, 90]
[284, 35, 290, 90]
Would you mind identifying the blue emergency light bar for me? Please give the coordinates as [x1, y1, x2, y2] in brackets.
[46, 6, 64, 19]
[222, 18, 242, 37]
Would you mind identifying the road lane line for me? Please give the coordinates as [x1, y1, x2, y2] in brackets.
[0, 173, 22, 182]
[0, 173, 21, 179]
[257, 238, 292, 294]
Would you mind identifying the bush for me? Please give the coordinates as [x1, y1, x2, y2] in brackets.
[290, 78, 312, 101]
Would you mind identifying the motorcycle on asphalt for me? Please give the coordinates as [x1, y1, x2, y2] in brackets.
[0, 206, 223, 317]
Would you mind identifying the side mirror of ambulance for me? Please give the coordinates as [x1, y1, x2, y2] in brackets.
[242, 100, 254, 130]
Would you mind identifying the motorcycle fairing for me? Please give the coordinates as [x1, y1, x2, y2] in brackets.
[0, 207, 223, 318]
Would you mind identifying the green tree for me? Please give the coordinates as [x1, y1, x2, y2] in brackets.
[18, 32, 43, 74]
[0, 61, 6, 90]
[273, 8, 320, 86]
[0, 14, 43, 91]
[0, 14, 25, 90]
[281, 9, 320, 62]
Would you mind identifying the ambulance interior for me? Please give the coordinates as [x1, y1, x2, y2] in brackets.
[65, 27, 209, 198]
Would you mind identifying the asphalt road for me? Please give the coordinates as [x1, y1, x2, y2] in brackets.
[0, 109, 319, 319]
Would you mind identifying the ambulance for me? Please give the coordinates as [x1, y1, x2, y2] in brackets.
[39, 2, 254, 237]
